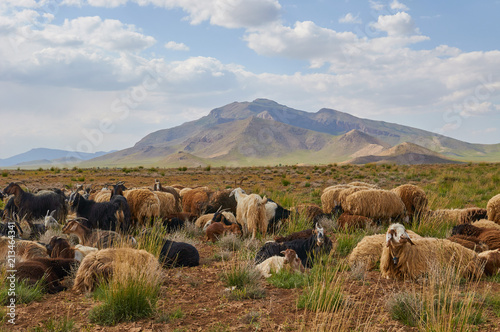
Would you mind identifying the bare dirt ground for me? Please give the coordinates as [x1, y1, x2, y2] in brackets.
[2, 166, 500, 331]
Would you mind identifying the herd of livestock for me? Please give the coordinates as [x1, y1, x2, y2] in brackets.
[2, 178, 500, 297]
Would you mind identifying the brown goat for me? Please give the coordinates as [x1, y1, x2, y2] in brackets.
[16, 257, 77, 293]
[205, 221, 242, 243]
[182, 188, 213, 216]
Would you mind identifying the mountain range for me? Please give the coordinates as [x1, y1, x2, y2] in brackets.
[82, 98, 500, 167]
[0, 148, 113, 168]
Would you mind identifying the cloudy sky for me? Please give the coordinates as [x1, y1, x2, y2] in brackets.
[1, 0, 499, 159]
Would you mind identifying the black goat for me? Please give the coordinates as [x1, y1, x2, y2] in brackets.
[2, 183, 67, 222]
[255, 224, 332, 268]
[159, 239, 200, 267]
[163, 217, 185, 233]
[267, 198, 291, 233]
[0, 221, 23, 238]
[68, 192, 129, 232]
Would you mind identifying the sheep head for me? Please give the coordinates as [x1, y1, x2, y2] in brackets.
[313, 223, 325, 246]
[386, 223, 414, 247]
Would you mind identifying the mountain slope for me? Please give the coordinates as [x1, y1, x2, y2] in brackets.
[86, 99, 500, 166]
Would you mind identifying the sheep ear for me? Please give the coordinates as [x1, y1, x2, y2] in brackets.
[385, 232, 393, 246]
[402, 231, 414, 245]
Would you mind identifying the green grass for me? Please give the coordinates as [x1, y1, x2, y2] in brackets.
[89, 274, 161, 326]
[156, 307, 185, 323]
[266, 268, 306, 289]
[0, 278, 46, 305]
[29, 316, 76, 332]
[220, 262, 265, 300]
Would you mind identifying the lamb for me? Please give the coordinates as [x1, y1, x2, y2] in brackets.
[451, 224, 500, 250]
[348, 230, 422, 271]
[391, 184, 428, 221]
[336, 213, 375, 231]
[73, 248, 160, 293]
[62, 219, 132, 249]
[2, 182, 67, 223]
[255, 248, 305, 278]
[48, 236, 98, 262]
[16, 257, 78, 293]
[159, 239, 200, 267]
[447, 235, 489, 253]
[487, 194, 500, 223]
[255, 223, 332, 268]
[231, 188, 268, 239]
[343, 189, 407, 223]
[458, 208, 488, 224]
[68, 192, 129, 231]
[381, 223, 489, 280]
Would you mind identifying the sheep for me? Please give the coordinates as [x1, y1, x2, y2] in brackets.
[348, 230, 422, 271]
[381, 223, 488, 280]
[473, 219, 500, 231]
[154, 190, 180, 219]
[159, 239, 200, 267]
[266, 199, 291, 233]
[255, 249, 305, 278]
[479, 249, 500, 275]
[391, 184, 428, 221]
[48, 236, 97, 262]
[336, 213, 375, 231]
[424, 209, 466, 223]
[201, 211, 238, 231]
[73, 248, 160, 293]
[195, 214, 216, 229]
[2, 183, 67, 223]
[154, 180, 182, 211]
[458, 208, 488, 224]
[68, 192, 129, 231]
[0, 237, 49, 264]
[447, 235, 489, 253]
[231, 188, 268, 239]
[255, 223, 332, 268]
[179, 187, 192, 197]
[182, 187, 213, 216]
[451, 224, 500, 250]
[62, 219, 131, 249]
[205, 189, 238, 215]
[343, 189, 407, 223]
[92, 189, 112, 202]
[321, 186, 347, 214]
[487, 194, 500, 223]
[337, 186, 372, 209]
[347, 182, 379, 189]
[15, 257, 78, 293]
[122, 188, 161, 225]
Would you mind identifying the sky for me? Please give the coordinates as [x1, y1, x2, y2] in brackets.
[0, 0, 499, 159]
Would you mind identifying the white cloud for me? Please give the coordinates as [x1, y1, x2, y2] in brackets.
[339, 13, 361, 24]
[369, 0, 385, 11]
[371, 12, 418, 36]
[165, 41, 189, 51]
[61, 0, 281, 29]
[390, 0, 409, 11]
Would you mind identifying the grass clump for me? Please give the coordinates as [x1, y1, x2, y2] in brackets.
[30, 316, 76, 332]
[221, 262, 265, 300]
[267, 268, 306, 289]
[156, 307, 184, 323]
[0, 278, 46, 305]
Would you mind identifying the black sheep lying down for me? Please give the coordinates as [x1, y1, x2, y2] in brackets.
[159, 239, 200, 268]
[255, 223, 332, 268]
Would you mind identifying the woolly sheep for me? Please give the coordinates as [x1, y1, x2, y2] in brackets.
[337, 213, 374, 231]
[451, 223, 500, 250]
[487, 194, 500, 223]
[343, 189, 407, 223]
[447, 235, 489, 253]
[473, 219, 500, 231]
[123, 189, 161, 225]
[233, 189, 268, 239]
[73, 248, 160, 293]
[381, 223, 488, 280]
[16, 257, 77, 293]
[154, 191, 180, 218]
[182, 187, 213, 216]
[348, 230, 422, 271]
[458, 208, 488, 224]
[391, 184, 428, 220]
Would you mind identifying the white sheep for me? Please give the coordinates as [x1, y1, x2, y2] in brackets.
[231, 188, 268, 239]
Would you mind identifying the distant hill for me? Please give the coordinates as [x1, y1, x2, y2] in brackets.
[345, 142, 463, 165]
[84, 99, 500, 167]
[0, 148, 113, 168]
